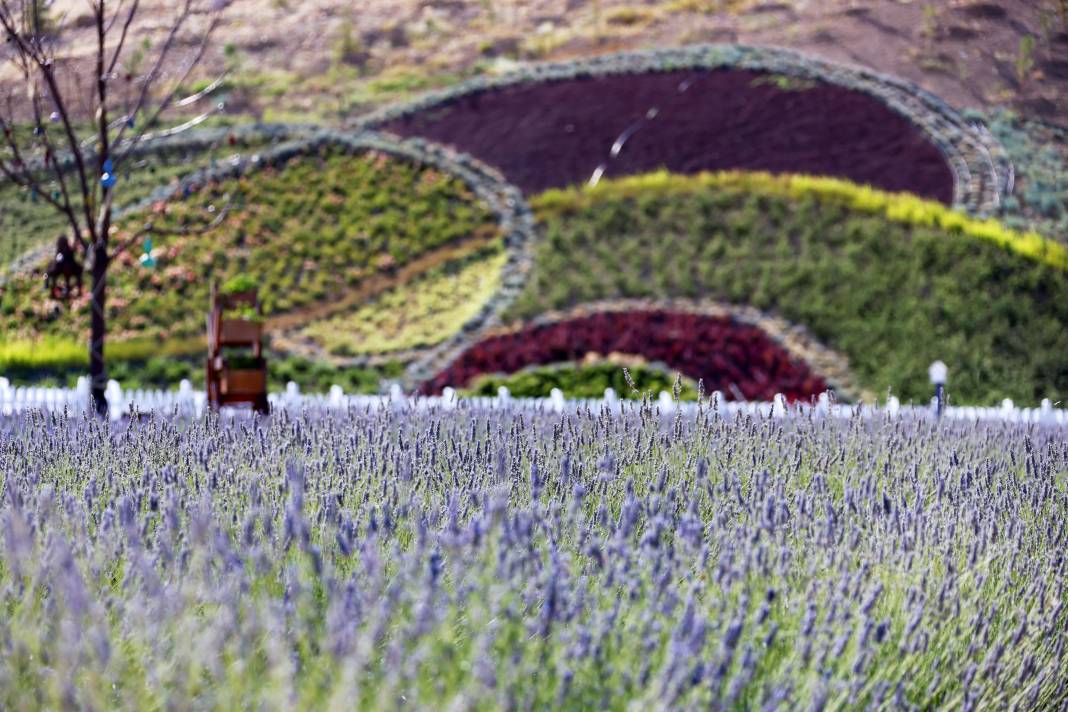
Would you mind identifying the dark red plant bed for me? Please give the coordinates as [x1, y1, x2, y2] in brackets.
[382, 68, 954, 203]
[420, 311, 829, 402]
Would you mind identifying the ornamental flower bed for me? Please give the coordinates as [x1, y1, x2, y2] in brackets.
[1, 407, 1065, 708]
[0, 132, 537, 371]
[362, 44, 1010, 212]
[419, 310, 828, 401]
[501, 175, 1068, 405]
[383, 67, 954, 203]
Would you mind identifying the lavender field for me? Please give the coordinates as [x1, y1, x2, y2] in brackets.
[1, 403, 1067, 710]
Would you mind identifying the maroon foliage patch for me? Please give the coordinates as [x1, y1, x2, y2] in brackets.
[420, 310, 830, 401]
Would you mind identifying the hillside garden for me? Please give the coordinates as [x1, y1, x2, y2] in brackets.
[2, 50, 1067, 407]
[420, 309, 829, 401]
[381, 66, 956, 202]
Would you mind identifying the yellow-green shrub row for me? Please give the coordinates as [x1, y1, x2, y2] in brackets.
[534, 171, 1068, 273]
[301, 247, 507, 358]
[0, 335, 204, 372]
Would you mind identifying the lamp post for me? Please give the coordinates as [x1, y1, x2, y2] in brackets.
[929, 360, 947, 418]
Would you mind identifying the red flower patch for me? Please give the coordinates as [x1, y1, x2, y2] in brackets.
[420, 311, 829, 401]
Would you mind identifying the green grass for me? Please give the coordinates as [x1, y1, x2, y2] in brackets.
[462, 362, 700, 400]
[302, 246, 506, 357]
[534, 170, 1068, 272]
[0, 146, 498, 346]
[511, 172, 1068, 405]
[0, 335, 203, 371]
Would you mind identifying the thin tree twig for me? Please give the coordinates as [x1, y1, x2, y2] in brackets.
[112, 189, 239, 257]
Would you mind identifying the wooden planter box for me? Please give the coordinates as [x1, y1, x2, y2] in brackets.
[220, 365, 266, 396]
[218, 318, 263, 346]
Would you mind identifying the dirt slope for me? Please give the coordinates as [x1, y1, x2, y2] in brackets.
[17, 0, 1068, 124]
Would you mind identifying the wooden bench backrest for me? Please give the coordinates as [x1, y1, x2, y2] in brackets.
[208, 285, 263, 355]
[213, 289, 259, 311]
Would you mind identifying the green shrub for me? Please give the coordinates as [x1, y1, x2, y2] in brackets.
[0, 336, 85, 371]
[220, 273, 259, 295]
[463, 362, 699, 400]
[534, 170, 1068, 271]
[0, 335, 204, 371]
[2, 351, 400, 394]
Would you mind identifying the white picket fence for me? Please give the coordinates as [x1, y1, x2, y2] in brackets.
[0, 376, 1065, 426]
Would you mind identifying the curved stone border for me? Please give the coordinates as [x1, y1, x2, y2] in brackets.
[268, 239, 505, 367]
[410, 298, 868, 403]
[354, 44, 1010, 214]
[0, 122, 318, 183]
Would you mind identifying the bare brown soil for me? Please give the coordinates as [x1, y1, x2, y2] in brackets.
[22, 0, 1068, 124]
[381, 68, 955, 200]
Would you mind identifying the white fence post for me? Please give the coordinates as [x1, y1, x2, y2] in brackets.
[0, 375, 1066, 424]
[441, 387, 457, 410]
[603, 387, 618, 410]
[771, 393, 788, 418]
[550, 388, 565, 413]
[105, 380, 123, 420]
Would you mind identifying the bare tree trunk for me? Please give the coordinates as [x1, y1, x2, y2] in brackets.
[89, 242, 108, 417]
[2, 3, 225, 419]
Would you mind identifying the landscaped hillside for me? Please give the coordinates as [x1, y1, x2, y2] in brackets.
[494, 172, 1068, 405]
[1, 148, 496, 342]
[3, 41, 1067, 404]
[298, 247, 507, 359]
[12, 1, 1065, 124]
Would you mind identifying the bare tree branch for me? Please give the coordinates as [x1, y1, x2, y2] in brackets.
[0, 0, 227, 414]
[114, 8, 221, 166]
[25, 87, 86, 248]
[105, 0, 138, 79]
[0, 100, 75, 223]
[1, 8, 100, 243]
[109, 0, 196, 150]
[112, 189, 239, 257]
